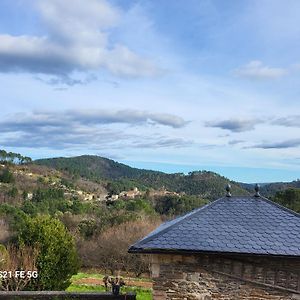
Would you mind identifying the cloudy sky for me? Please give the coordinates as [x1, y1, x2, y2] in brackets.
[1, 0, 300, 183]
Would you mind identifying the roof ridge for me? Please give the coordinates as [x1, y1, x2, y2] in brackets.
[258, 195, 300, 217]
[131, 197, 226, 248]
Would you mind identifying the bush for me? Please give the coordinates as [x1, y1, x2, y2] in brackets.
[78, 219, 97, 239]
[21, 201, 38, 216]
[32, 188, 64, 203]
[0, 204, 28, 232]
[18, 216, 79, 290]
[70, 199, 89, 215]
[112, 198, 155, 215]
[0, 168, 15, 183]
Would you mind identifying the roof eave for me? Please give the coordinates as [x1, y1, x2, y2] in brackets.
[128, 247, 300, 259]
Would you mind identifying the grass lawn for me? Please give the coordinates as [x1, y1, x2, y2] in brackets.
[67, 272, 152, 300]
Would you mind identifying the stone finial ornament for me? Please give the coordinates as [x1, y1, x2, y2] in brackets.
[226, 184, 232, 197]
[254, 183, 260, 197]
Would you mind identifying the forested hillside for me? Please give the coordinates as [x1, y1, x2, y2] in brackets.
[240, 180, 300, 198]
[35, 155, 158, 180]
[35, 155, 248, 199]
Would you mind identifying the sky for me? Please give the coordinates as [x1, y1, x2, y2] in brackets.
[0, 0, 300, 183]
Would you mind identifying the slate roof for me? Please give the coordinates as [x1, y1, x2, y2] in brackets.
[129, 196, 300, 256]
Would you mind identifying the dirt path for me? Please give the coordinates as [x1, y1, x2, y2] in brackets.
[75, 278, 153, 289]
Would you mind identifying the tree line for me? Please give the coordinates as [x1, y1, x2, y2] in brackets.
[0, 150, 32, 165]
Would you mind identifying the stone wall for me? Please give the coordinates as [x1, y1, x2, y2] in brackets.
[151, 253, 300, 300]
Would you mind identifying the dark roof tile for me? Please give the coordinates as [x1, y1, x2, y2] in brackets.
[129, 196, 300, 256]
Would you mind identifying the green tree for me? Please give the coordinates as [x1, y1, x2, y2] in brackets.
[32, 188, 64, 203]
[273, 188, 300, 212]
[7, 186, 18, 198]
[21, 201, 38, 216]
[154, 195, 208, 215]
[0, 168, 15, 183]
[78, 219, 97, 239]
[70, 198, 86, 214]
[0, 149, 32, 165]
[19, 216, 79, 290]
[0, 204, 28, 232]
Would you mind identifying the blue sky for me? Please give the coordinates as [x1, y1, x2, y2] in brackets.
[0, 0, 300, 183]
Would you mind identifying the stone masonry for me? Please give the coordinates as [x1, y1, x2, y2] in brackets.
[151, 254, 300, 300]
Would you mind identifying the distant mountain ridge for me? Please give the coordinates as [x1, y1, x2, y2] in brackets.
[34, 155, 248, 200]
[240, 181, 300, 198]
[35, 155, 159, 180]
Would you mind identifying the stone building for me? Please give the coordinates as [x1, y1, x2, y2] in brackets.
[129, 185, 300, 300]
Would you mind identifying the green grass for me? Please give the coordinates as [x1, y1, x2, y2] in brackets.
[70, 272, 104, 280]
[66, 284, 105, 292]
[67, 272, 152, 300]
[71, 272, 152, 282]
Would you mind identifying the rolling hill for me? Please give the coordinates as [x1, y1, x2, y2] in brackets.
[35, 155, 249, 200]
[241, 180, 300, 198]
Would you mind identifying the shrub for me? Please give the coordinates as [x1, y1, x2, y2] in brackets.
[18, 216, 79, 290]
[7, 186, 18, 198]
[0, 204, 28, 232]
[0, 168, 15, 183]
[78, 219, 97, 239]
[21, 201, 38, 216]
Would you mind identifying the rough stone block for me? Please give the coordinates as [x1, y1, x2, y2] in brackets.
[152, 263, 160, 278]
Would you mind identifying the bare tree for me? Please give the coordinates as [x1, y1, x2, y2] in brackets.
[0, 244, 39, 291]
[77, 217, 161, 276]
[0, 219, 11, 244]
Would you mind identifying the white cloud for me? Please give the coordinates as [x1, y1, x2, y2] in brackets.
[206, 118, 261, 132]
[234, 60, 287, 79]
[37, 0, 119, 39]
[105, 45, 162, 77]
[0, 109, 189, 150]
[0, 109, 188, 131]
[0, 0, 161, 79]
[272, 115, 300, 128]
[251, 138, 300, 149]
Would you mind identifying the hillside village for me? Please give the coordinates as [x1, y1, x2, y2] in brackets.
[1, 163, 181, 204]
[108, 187, 181, 201]
[0, 163, 106, 203]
